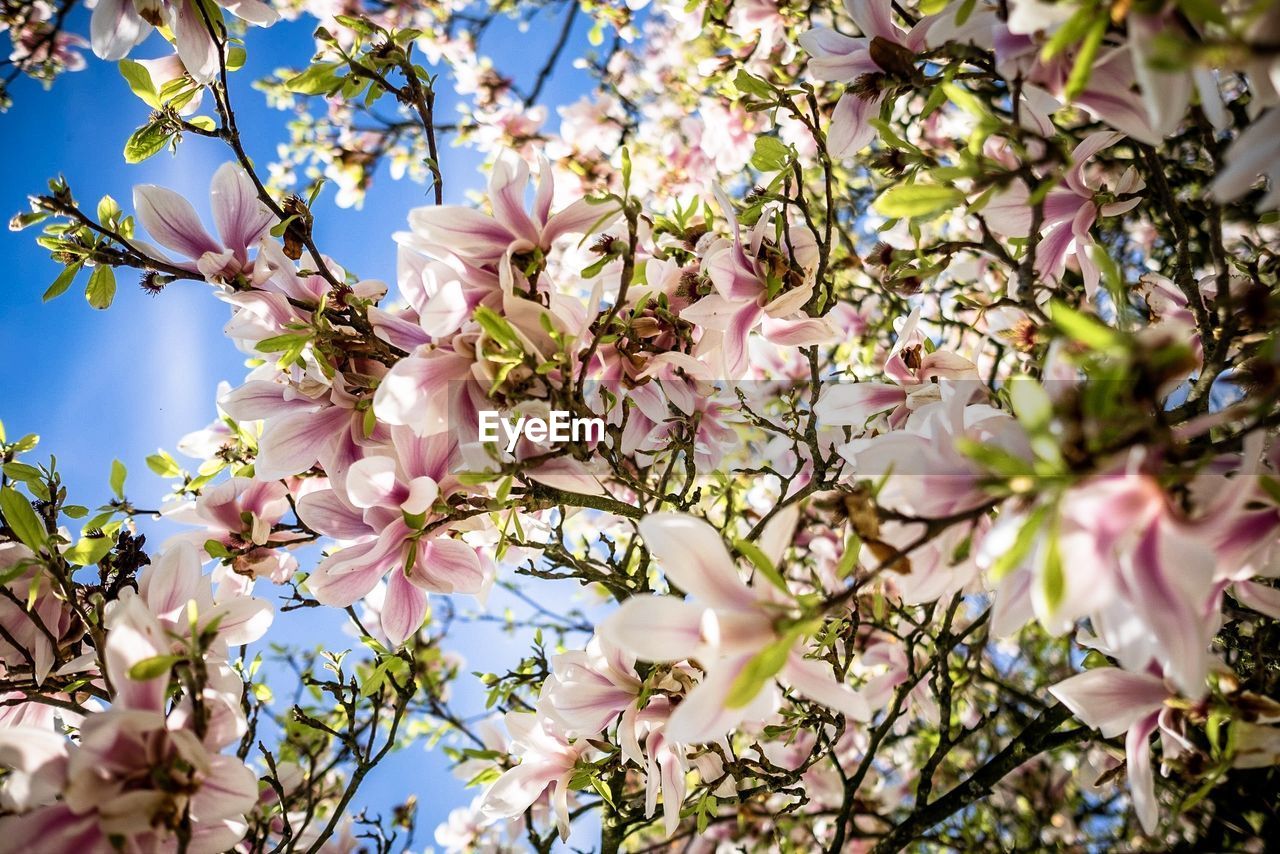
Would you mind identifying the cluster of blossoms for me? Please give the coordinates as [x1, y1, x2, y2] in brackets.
[4, 0, 1280, 851]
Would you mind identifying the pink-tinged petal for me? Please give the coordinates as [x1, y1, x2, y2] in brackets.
[1032, 218, 1076, 281]
[542, 198, 621, 246]
[402, 477, 438, 516]
[204, 597, 272, 646]
[417, 278, 470, 338]
[219, 381, 321, 421]
[254, 405, 349, 481]
[0, 728, 69, 808]
[369, 306, 431, 352]
[600, 596, 707, 662]
[213, 0, 279, 26]
[827, 92, 882, 159]
[392, 426, 453, 483]
[982, 181, 1032, 237]
[104, 592, 169, 712]
[781, 652, 872, 721]
[407, 205, 515, 263]
[487, 154, 540, 245]
[295, 489, 370, 540]
[1048, 668, 1167, 738]
[133, 184, 222, 261]
[547, 682, 633, 738]
[760, 315, 837, 346]
[172, 0, 220, 84]
[1076, 85, 1159, 147]
[1126, 713, 1160, 833]
[1063, 131, 1126, 195]
[0, 805, 103, 851]
[665, 655, 780, 744]
[191, 754, 259, 822]
[525, 457, 607, 497]
[719, 302, 763, 378]
[1129, 16, 1189, 138]
[345, 455, 404, 510]
[305, 539, 394, 606]
[210, 163, 274, 253]
[797, 29, 876, 81]
[139, 542, 202, 623]
[847, 0, 900, 42]
[814, 382, 904, 427]
[89, 0, 150, 61]
[990, 568, 1035, 638]
[409, 538, 485, 595]
[381, 569, 429, 646]
[373, 352, 471, 434]
[1119, 524, 1214, 698]
[638, 514, 755, 609]
[479, 761, 560, 822]
[679, 293, 750, 331]
[1233, 580, 1280, 619]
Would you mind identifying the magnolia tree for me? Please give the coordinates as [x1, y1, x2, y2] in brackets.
[2, 0, 1280, 850]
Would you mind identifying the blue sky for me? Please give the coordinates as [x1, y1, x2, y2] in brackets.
[1, 6, 598, 845]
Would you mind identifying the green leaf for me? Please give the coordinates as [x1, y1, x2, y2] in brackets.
[255, 332, 310, 353]
[285, 62, 343, 95]
[1035, 520, 1065, 617]
[873, 184, 964, 219]
[734, 69, 773, 99]
[836, 532, 862, 578]
[43, 264, 80, 302]
[109, 459, 127, 498]
[127, 654, 183, 681]
[750, 136, 790, 172]
[726, 634, 793, 708]
[735, 539, 790, 595]
[1063, 16, 1108, 100]
[1008, 376, 1052, 432]
[85, 265, 116, 310]
[64, 535, 114, 567]
[0, 487, 46, 551]
[124, 121, 173, 164]
[1040, 6, 1098, 62]
[987, 505, 1048, 583]
[1049, 300, 1121, 351]
[119, 59, 160, 108]
[146, 451, 182, 478]
[2, 462, 42, 484]
[226, 46, 247, 71]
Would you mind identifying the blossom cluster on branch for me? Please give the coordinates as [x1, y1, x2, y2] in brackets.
[3, 0, 1280, 851]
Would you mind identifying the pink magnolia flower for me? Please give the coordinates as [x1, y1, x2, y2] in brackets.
[90, 0, 278, 83]
[0, 552, 262, 851]
[0, 542, 79, 684]
[543, 635, 642, 739]
[814, 308, 978, 431]
[219, 376, 383, 484]
[798, 0, 930, 157]
[1210, 109, 1280, 211]
[601, 513, 871, 743]
[984, 131, 1144, 297]
[1049, 665, 1184, 834]
[479, 707, 588, 840]
[401, 151, 619, 267]
[131, 541, 273, 655]
[994, 19, 1160, 145]
[132, 162, 275, 284]
[166, 476, 303, 582]
[296, 429, 487, 645]
[681, 193, 833, 377]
